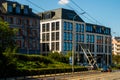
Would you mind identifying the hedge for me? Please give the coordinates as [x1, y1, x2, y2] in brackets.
[0, 67, 88, 78]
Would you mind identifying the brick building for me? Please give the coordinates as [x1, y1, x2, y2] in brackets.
[0, 1, 40, 54]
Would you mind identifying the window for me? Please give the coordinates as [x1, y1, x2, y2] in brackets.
[51, 32, 55, 41]
[46, 23, 50, 31]
[56, 32, 59, 40]
[76, 23, 79, 32]
[64, 42, 72, 51]
[64, 42, 67, 51]
[64, 32, 67, 41]
[24, 7, 28, 14]
[17, 18, 22, 25]
[32, 40, 36, 49]
[86, 25, 93, 32]
[46, 33, 49, 41]
[51, 42, 55, 50]
[87, 44, 94, 52]
[44, 13, 51, 19]
[76, 23, 84, 32]
[69, 23, 73, 31]
[42, 34, 45, 41]
[26, 19, 29, 25]
[56, 42, 59, 50]
[32, 30, 37, 37]
[51, 22, 55, 31]
[81, 24, 84, 32]
[8, 5, 13, 13]
[8, 17, 13, 24]
[97, 45, 103, 52]
[97, 36, 103, 44]
[42, 24, 45, 32]
[80, 34, 84, 42]
[16, 6, 20, 13]
[56, 22, 59, 30]
[64, 22, 67, 31]
[70, 33, 72, 41]
[87, 34, 94, 43]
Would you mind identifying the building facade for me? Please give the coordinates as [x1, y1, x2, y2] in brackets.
[112, 37, 120, 55]
[39, 8, 112, 66]
[0, 1, 40, 54]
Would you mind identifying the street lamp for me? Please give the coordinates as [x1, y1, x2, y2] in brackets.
[72, 12, 85, 73]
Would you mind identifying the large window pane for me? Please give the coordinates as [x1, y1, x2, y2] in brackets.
[46, 23, 50, 31]
[56, 22, 59, 30]
[52, 22, 55, 31]
[42, 24, 45, 32]
[56, 32, 59, 40]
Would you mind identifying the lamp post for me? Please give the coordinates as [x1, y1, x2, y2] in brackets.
[72, 12, 85, 73]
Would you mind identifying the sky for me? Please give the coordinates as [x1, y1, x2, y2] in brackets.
[11, 0, 120, 37]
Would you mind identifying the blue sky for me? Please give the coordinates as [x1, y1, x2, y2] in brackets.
[12, 0, 120, 36]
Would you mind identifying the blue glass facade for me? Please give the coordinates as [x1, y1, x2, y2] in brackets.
[86, 34, 94, 43]
[76, 23, 84, 32]
[64, 42, 72, 51]
[64, 21, 73, 31]
[86, 23, 111, 35]
[64, 32, 72, 41]
[76, 34, 84, 42]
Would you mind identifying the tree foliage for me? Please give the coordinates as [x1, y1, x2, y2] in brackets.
[48, 52, 69, 63]
[0, 18, 17, 77]
[112, 55, 120, 64]
[0, 18, 17, 53]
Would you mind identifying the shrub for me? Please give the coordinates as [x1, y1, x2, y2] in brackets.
[14, 54, 53, 64]
[48, 52, 69, 63]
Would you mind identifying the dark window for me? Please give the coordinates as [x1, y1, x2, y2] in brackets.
[51, 42, 55, 50]
[46, 33, 49, 41]
[42, 34, 45, 41]
[97, 36, 103, 44]
[8, 17, 13, 24]
[56, 42, 59, 50]
[44, 13, 51, 19]
[51, 22, 55, 31]
[46, 23, 50, 31]
[24, 7, 28, 14]
[64, 21, 67, 31]
[42, 24, 45, 32]
[16, 6, 20, 13]
[97, 45, 103, 52]
[86, 34, 94, 43]
[56, 32, 59, 40]
[51, 32, 55, 41]
[56, 22, 59, 30]
[17, 18, 22, 25]
[8, 5, 13, 13]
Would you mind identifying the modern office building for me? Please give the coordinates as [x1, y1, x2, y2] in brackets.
[112, 37, 120, 55]
[0, 1, 40, 54]
[38, 8, 112, 66]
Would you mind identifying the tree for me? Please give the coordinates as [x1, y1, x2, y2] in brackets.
[112, 55, 120, 64]
[0, 18, 17, 54]
[48, 52, 69, 63]
[0, 18, 17, 77]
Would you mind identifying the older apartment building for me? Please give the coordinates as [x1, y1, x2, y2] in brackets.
[38, 8, 112, 66]
[112, 37, 120, 55]
[0, 0, 40, 54]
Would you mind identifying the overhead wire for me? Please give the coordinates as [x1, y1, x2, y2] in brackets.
[70, 0, 102, 25]
[11, 0, 45, 13]
[26, 0, 45, 11]
[60, 0, 95, 23]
